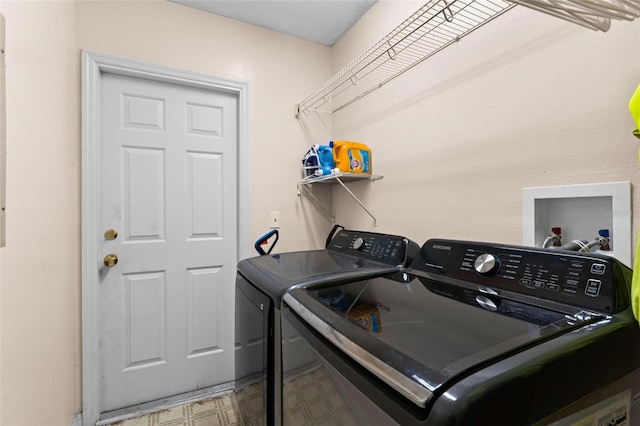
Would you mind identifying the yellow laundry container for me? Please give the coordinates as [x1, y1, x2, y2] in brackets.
[331, 140, 372, 174]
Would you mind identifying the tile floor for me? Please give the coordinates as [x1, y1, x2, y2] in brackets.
[109, 366, 356, 426]
[110, 392, 243, 426]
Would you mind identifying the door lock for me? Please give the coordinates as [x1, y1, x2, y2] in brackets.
[103, 254, 118, 268]
[104, 229, 118, 240]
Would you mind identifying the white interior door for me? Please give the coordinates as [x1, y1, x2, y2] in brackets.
[98, 71, 238, 412]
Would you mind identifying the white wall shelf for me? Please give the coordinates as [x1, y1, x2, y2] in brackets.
[299, 172, 383, 185]
[298, 173, 383, 225]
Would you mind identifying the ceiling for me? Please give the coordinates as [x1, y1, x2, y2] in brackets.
[170, 0, 378, 46]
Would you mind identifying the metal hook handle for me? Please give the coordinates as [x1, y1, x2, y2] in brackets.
[386, 41, 398, 60]
[442, 0, 454, 22]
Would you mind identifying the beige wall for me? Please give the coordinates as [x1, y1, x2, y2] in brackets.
[326, 1, 640, 250]
[0, 1, 80, 425]
[0, 1, 332, 425]
[1, 0, 639, 425]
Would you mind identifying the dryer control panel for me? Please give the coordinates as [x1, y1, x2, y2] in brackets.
[410, 239, 632, 315]
[327, 230, 419, 267]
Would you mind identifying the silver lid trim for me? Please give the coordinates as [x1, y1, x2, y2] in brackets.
[283, 292, 433, 408]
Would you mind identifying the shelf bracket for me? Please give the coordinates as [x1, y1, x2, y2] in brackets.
[297, 183, 335, 222]
[295, 104, 332, 119]
[298, 173, 381, 226]
[334, 177, 377, 226]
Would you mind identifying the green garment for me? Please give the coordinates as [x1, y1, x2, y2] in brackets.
[630, 83, 640, 320]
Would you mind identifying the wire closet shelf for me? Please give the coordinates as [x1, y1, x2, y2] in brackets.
[295, 0, 640, 117]
[295, 0, 516, 117]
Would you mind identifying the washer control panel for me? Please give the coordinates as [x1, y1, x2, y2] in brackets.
[410, 239, 631, 314]
[327, 230, 419, 267]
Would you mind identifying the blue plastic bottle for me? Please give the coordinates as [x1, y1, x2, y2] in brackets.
[317, 145, 335, 176]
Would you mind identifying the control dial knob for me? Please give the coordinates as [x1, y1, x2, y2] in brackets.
[353, 237, 366, 251]
[474, 253, 500, 276]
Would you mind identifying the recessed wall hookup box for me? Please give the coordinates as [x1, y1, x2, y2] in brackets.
[523, 182, 632, 267]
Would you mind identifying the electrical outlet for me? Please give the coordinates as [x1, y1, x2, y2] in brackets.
[270, 211, 280, 229]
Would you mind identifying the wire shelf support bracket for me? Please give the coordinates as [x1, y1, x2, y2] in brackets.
[297, 173, 383, 226]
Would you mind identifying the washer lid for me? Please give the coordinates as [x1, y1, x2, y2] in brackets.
[284, 273, 597, 408]
[238, 250, 397, 307]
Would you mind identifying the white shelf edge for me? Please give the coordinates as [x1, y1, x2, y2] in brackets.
[299, 172, 383, 185]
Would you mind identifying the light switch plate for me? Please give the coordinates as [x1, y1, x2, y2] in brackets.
[270, 211, 280, 229]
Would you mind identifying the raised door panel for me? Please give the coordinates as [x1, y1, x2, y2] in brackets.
[99, 72, 237, 412]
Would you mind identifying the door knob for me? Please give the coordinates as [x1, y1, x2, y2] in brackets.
[104, 229, 118, 240]
[103, 254, 118, 268]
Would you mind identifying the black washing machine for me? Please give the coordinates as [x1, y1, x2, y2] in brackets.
[281, 239, 640, 425]
[234, 229, 419, 425]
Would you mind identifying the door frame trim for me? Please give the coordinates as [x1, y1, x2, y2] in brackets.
[81, 50, 250, 425]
